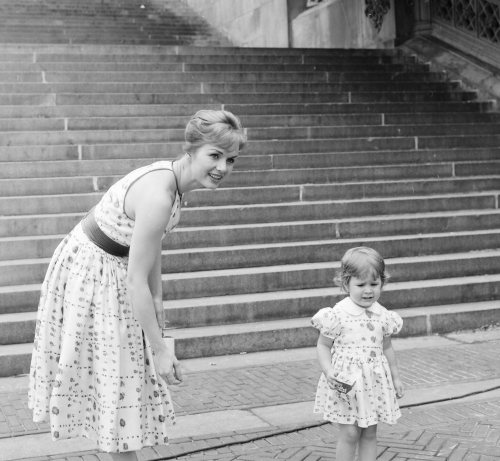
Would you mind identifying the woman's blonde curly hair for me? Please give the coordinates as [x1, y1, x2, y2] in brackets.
[184, 109, 247, 154]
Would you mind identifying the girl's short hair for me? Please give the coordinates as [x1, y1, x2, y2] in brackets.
[334, 246, 389, 291]
[184, 109, 247, 154]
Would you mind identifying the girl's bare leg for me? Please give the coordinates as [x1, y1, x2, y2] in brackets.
[336, 423, 361, 461]
[110, 451, 138, 461]
[358, 425, 377, 461]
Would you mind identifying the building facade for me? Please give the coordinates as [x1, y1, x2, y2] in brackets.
[182, 0, 500, 70]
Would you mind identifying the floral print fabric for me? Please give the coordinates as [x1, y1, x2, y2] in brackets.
[95, 160, 181, 246]
[28, 162, 181, 453]
[311, 297, 403, 427]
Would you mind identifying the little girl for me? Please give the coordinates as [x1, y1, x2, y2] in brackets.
[311, 246, 404, 461]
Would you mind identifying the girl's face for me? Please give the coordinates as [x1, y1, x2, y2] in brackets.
[347, 274, 382, 309]
[191, 143, 239, 189]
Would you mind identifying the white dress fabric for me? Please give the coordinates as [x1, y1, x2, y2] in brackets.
[28, 161, 181, 453]
[311, 297, 403, 427]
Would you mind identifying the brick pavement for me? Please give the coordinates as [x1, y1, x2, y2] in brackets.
[2, 335, 500, 460]
[160, 396, 500, 460]
[29, 395, 500, 460]
[2, 338, 500, 439]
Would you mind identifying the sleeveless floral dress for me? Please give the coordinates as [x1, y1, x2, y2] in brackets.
[28, 161, 181, 453]
[311, 297, 403, 427]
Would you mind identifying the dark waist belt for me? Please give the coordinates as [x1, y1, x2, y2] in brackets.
[81, 208, 130, 257]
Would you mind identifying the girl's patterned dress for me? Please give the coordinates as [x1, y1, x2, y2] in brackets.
[28, 161, 181, 453]
[311, 297, 403, 427]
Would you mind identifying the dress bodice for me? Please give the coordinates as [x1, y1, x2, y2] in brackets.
[94, 161, 182, 247]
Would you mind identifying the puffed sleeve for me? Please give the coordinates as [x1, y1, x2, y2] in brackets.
[311, 307, 341, 339]
[383, 310, 403, 337]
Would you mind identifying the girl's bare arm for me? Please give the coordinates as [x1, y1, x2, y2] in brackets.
[383, 336, 404, 397]
[317, 333, 334, 375]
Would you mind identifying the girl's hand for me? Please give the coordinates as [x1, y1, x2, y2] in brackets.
[325, 369, 353, 394]
[153, 348, 183, 386]
[393, 377, 404, 399]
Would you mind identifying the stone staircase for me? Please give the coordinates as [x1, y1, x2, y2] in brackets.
[1, 6, 500, 378]
[0, 0, 228, 45]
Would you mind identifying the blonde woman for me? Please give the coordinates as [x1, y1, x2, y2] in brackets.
[29, 110, 247, 460]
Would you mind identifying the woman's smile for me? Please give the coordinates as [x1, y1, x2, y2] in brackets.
[208, 170, 224, 183]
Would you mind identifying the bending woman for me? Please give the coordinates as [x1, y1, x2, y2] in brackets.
[28, 109, 247, 460]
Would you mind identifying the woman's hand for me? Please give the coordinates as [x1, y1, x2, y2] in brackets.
[153, 298, 165, 329]
[393, 377, 404, 399]
[153, 347, 183, 386]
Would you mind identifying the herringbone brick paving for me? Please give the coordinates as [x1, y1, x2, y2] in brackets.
[3, 338, 500, 441]
[169, 399, 500, 460]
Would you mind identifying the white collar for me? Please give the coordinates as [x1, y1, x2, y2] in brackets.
[338, 297, 383, 316]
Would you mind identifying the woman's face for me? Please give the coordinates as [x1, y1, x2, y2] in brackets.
[191, 143, 239, 189]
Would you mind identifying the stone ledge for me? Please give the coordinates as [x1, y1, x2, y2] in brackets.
[399, 35, 500, 111]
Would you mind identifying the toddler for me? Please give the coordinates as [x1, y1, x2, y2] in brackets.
[311, 246, 404, 461]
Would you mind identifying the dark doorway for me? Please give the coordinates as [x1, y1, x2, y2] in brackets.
[394, 0, 416, 45]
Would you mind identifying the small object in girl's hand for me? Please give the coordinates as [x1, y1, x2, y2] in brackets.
[333, 379, 354, 394]
[332, 370, 356, 394]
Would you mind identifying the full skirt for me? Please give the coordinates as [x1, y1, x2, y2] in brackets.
[28, 224, 176, 453]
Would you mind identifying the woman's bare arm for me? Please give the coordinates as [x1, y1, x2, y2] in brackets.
[126, 171, 182, 384]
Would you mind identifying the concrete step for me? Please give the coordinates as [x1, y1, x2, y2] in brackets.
[0, 38, 219, 46]
[1, 167, 498, 202]
[0, 49, 408, 61]
[0, 101, 489, 122]
[0, 136, 495, 163]
[0, 156, 460, 180]
[3, 245, 500, 294]
[0, 54, 415, 68]
[247, 135, 500, 155]
[0, 90, 475, 107]
[1, 299, 499, 373]
[163, 263, 500, 326]
[0, 21, 210, 31]
[1, 267, 499, 347]
[1, 171, 500, 215]
[2, 228, 500, 311]
[0, 81, 463, 95]
[420, 135, 500, 149]
[225, 101, 493, 115]
[36, 70, 449, 84]
[0, 128, 185, 146]
[178, 63, 428, 73]
[0, 44, 405, 56]
[0, 122, 498, 146]
[0, 192, 497, 237]
[67, 113, 384, 131]
[166, 290, 500, 358]
[3, 112, 495, 133]
[2, 209, 498, 261]
[1, 138, 499, 164]
[269, 148, 500, 170]
[30, 53, 406, 65]
[162, 227, 500, 272]
[0, 103, 221, 120]
[0, 62, 426, 73]
[163, 251, 500, 302]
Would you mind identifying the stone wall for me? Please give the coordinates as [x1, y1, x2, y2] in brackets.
[181, 0, 289, 47]
[291, 0, 396, 48]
